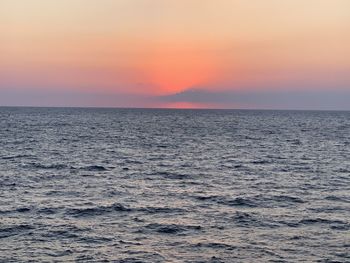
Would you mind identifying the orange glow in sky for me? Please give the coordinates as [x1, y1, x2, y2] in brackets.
[145, 44, 220, 94]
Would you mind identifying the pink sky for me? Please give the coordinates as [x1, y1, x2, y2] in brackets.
[0, 0, 349, 109]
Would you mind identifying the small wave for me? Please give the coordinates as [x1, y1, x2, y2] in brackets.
[194, 195, 257, 207]
[223, 197, 257, 207]
[74, 254, 95, 261]
[38, 207, 61, 215]
[136, 206, 185, 214]
[285, 139, 302, 145]
[41, 225, 89, 240]
[244, 136, 260, 140]
[115, 254, 166, 263]
[266, 155, 287, 160]
[299, 218, 348, 226]
[45, 249, 73, 258]
[251, 160, 270, 165]
[194, 195, 221, 201]
[232, 211, 264, 227]
[0, 207, 32, 214]
[23, 162, 68, 170]
[330, 224, 350, 231]
[124, 159, 143, 164]
[150, 171, 193, 180]
[143, 223, 202, 234]
[1, 154, 32, 160]
[269, 195, 305, 204]
[220, 163, 247, 170]
[79, 236, 113, 244]
[0, 224, 34, 238]
[0, 181, 17, 188]
[79, 174, 97, 178]
[118, 239, 143, 245]
[80, 165, 108, 171]
[280, 218, 350, 230]
[66, 203, 131, 217]
[233, 211, 256, 223]
[42, 230, 80, 239]
[309, 206, 347, 213]
[156, 144, 168, 148]
[0, 209, 8, 214]
[16, 207, 31, 213]
[232, 211, 279, 228]
[334, 168, 350, 173]
[325, 195, 350, 203]
[193, 242, 236, 251]
[194, 194, 304, 208]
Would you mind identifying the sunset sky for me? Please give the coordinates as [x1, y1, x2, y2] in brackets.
[1, 0, 349, 109]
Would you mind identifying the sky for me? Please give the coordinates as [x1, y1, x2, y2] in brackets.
[0, 0, 349, 109]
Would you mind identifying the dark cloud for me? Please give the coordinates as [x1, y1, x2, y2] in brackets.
[158, 88, 350, 110]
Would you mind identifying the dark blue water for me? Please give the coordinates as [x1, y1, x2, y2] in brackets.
[0, 107, 349, 262]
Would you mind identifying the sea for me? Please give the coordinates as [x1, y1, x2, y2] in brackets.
[0, 107, 349, 262]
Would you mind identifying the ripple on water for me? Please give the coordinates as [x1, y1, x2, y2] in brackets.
[0, 224, 35, 239]
[66, 203, 131, 217]
[141, 223, 202, 234]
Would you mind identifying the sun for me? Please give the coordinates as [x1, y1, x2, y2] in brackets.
[145, 45, 218, 95]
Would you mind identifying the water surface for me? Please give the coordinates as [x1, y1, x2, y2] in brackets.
[0, 108, 349, 262]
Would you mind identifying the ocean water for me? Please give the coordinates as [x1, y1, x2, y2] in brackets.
[0, 107, 349, 263]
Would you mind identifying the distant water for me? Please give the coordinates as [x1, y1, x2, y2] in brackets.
[0, 107, 349, 262]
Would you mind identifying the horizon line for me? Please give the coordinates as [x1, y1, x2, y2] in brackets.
[0, 105, 349, 112]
